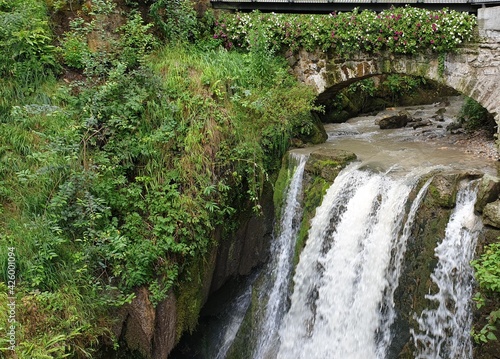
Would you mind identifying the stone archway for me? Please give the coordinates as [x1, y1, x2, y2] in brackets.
[288, 6, 500, 141]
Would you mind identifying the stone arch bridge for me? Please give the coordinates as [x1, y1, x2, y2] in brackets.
[289, 6, 500, 138]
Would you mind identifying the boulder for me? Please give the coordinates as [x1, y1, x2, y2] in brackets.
[432, 113, 445, 122]
[376, 110, 411, 129]
[305, 148, 357, 182]
[121, 287, 157, 358]
[446, 121, 463, 134]
[427, 173, 461, 209]
[483, 200, 500, 228]
[412, 119, 433, 129]
[475, 174, 500, 213]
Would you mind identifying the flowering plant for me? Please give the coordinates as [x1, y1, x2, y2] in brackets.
[213, 7, 476, 56]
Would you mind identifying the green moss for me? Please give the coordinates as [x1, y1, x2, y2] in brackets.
[225, 281, 262, 359]
[293, 176, 330, 267]
[427, 183, 457, 209]
[306, 150, 357, 183]
[175, 255, 210, 341]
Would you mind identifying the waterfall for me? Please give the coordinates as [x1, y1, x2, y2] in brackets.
[376, 177, 433, 357]
[253, 153, 308, 359]
[215, 275, 256, 359]
[175, 97, 495, 359]
[278, 166, 433, 359]
[411, 180, 482, 359]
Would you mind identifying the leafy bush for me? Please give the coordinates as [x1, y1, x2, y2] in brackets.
[213, 7, 476, 56]
[60, 1, 157, 76]
[150, 0, 198, 42]
[472, 242, 500, 344]
[0, 0, 58, 116]
[473, 242, 500, 294]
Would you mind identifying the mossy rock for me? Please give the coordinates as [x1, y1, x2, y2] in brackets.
[298, 113, 328, 144]
[305, 148, 357, 183]
[389, 172, 483, 357]
[483, 200, 500, 229]
[426, 173, 461, 209]
[293, 149, 356, 267]
[273, 155, 292, 218]
[293, 176, 330, 267]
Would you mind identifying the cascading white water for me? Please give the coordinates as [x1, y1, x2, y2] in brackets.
[411, 181, 482, 359]
[179, 98, 495, 359]
[376, 177, 433, 357]
[253, 153, 308, 359]
[277, 165, 429, 359]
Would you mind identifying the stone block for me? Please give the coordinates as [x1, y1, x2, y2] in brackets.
[478, 6, 500, 32]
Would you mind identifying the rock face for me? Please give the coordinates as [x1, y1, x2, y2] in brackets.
[475, 174, 500, 213]
[122, 287, 157, 358]
[112, 182, 275, 358]
[210, 181, 275, 293]
[389, 174, 456, 357]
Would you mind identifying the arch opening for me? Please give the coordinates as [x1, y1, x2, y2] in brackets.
[314, 74, 497, 138]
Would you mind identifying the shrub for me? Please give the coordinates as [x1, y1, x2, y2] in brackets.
[458, 96, 496, 133]
[472, 242, 500, 344]
[213, 7, 476, 56]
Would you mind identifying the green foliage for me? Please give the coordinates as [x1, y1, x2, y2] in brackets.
[382, 75, 426, 103]
[472, 241, 500, 344]
[150, 0, 198, 43]
[473, 242, 500, 293]
[346, 78, 376, 111]
[382, 75, 425, 94]
[327, 74, 427, 118]
[213, 7, 476, 56]
[472, 316, 499, 343]
[0, 0, 320, 355]
[273, 158, 293, 218]
[458, 96, 495, 132]
[61, 3, 156, 75]
[0, 0, 58, 116]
